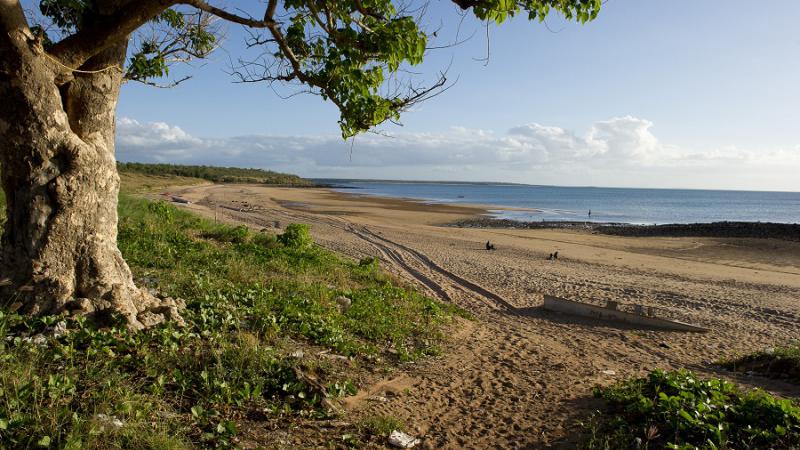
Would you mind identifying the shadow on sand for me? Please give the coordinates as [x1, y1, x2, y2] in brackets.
[511, 305, 692, 333]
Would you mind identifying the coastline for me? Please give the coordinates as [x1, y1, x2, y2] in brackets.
[321, 179, 800, 226]
[305, 184, 800, 241]
[447, 217, 800, 241]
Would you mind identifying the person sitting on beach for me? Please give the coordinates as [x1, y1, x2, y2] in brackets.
[553, 251, 559, 259]
[485, 240, 496, 251]
[547, 253, 553, 260]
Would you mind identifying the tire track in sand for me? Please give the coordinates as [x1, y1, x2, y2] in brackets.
[350, 225, 515, 312]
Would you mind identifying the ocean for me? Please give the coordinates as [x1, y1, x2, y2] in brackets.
[314, 179, 800, 225]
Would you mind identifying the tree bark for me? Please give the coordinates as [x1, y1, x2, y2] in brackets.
[0, 4, 183, 330]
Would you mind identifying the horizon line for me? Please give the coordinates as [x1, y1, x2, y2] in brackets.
[311, 177, 800, 194]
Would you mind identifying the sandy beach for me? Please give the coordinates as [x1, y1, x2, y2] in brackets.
[167, 184, 800, 448]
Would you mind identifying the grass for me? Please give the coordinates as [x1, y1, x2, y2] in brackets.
[583, 369, 800, 449]
[118, 171, 209, 194]
[719, 343, 800, 383]
[0, 181, 466, 448]
[118, 196, 463, 359]
[359, 414, 405, 436]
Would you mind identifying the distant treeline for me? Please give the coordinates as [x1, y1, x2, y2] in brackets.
[117, 162, 312, 186]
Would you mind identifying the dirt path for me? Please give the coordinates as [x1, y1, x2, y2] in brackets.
[169, 184, 800, 449]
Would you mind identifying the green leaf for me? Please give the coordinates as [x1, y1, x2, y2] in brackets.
[190, 405, 204, 418]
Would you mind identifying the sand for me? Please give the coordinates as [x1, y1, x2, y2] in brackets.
[168, 184, 800, 448]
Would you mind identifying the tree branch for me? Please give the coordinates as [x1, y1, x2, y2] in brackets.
[265, 0, 278, 22]
[48, 0, 178, 70]
[181, 0, 277, 27]
[127, 75, 192, 88]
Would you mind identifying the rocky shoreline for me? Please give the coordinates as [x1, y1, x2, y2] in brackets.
[445, 217, 800, 241]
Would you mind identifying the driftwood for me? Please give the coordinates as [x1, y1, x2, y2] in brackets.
[543, 295, 708, 332]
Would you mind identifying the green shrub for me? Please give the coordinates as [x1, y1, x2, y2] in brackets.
[251, 231, 278, 248]
[720, 344, 800, 383]
[585, 369, 800, 449]
[146, 200, 174, 223]
[278, 223, 313, 248]
[358, 257, 379, 271]
[201, 224, 250, 244]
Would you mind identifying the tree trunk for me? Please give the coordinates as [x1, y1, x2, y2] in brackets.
[0, 8, 183, 330]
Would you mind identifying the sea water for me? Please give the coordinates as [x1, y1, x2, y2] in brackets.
[315, 179, 800, 225]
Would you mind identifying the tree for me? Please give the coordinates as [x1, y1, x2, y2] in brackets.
[0, 0, 601, 330]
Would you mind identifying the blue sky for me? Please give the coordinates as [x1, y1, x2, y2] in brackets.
[110, 0, 800, 191]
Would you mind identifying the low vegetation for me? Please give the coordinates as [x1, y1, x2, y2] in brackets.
[719, 343, 800, 383]
[118, 162, 313, 186]
[584, 369, 800, 449]
[0, 186, 465, 448]
[359, 414, 405, 437]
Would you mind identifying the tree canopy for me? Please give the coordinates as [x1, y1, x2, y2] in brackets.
[28, 0, 602, 137]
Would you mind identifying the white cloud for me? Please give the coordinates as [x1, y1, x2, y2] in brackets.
[586, 116, 661, 161]
[115, 116, 800, 191]
[117, 118, 202, 151]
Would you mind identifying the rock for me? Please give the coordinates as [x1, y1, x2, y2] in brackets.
[601, 369, 616, 376]
[290, 350, 305, 358]
[319, 352, 350, 361]
[139, 276, 159, 287]
[388, 430, 420, 448]
[93, 413, 124, 431]
[156, 411, 180, 420]
[52, 321, 68, 338]
[658, 342, 671, 349]
[23, 334, 47, 345]
[334, 296, 352, 313]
